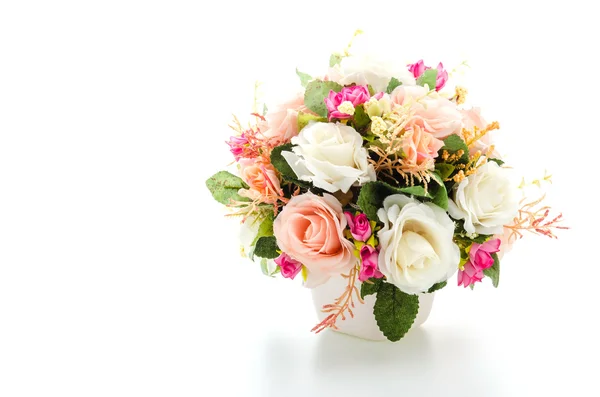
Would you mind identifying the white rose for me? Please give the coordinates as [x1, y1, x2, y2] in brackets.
[282, 122, 375, 193]
[377, 194, 459, 294]
[328, 54, 416, 93]
[448, 161, 519, 235]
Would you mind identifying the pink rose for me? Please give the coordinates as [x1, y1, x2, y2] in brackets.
[390, 85, 462, 139]
[407, 60, 448, 91]
[457, 260, 484, 287]
[324, 85, 371, 120]
[344, 211, 372, 242]
[460, 108, 499, 157]
[401, 124, 444, 168]
[238, 159, 282, 203]
[274, 253, 302, 279]
[273, 192, 357, 288]
[457, 239, 501, 288]
[261, 92, 308, 144]
[359, 245, 383, 282]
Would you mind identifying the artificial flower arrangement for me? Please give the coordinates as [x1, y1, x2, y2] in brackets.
[206, 40, 566, 342]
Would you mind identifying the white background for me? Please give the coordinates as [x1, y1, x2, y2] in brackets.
[1, 1, 598, 396]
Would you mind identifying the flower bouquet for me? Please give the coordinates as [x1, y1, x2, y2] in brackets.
[206, 41, 566, 342]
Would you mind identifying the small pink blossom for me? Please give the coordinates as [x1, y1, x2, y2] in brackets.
[457, 238, 502, 288]
[407, 60, 448, 91]
[359, 245, 383, 282]
[408, 60, 427, 78]
[344, 211, 372, 242]
[227, 134, 248, 161]
[457, 260, 485, 287]
[274, 253, 302, 280]
[325, 85, 371, 120]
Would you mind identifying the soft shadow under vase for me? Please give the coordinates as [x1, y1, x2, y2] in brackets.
[311, 276, 435, 341]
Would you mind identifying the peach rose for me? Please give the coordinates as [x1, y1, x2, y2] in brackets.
[273, 192, 357, 288]
[261, 92, 308, 144]
[390, 85, 462, 139]
[238, 159, 282, 203]
[401, 124, 444, 168]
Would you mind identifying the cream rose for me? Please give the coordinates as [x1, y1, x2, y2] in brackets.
[377, 194, 459, 294]
[448, 161, 519, 235]
[327, 54, 416, 93]
[273, 192, 357, 288]
[390, 85, 462, 139]
[281, 122, 375, 193]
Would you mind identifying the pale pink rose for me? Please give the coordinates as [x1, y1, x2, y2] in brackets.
[261, 93, 308, 144]
[390, 85, 462, 139]
[273, 192, 357, 288]
[401, 124, 444, 167]
[461, 107, 499, 157]
[239, 159, 282, 202]
[496, 226, 518, 260]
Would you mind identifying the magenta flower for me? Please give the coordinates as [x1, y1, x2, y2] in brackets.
[344, 211, 372, 242]
[359, 245, 383, 282]
[457, 260, 485, 287]
[227, 134, 248, 161]
[457, 239, 501, 288]
[274, 252, 303, 280]
[324, 85, 371, 120]
[407, 60, 449, 91]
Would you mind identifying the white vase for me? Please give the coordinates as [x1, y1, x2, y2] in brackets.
[311, 276, 435, 341]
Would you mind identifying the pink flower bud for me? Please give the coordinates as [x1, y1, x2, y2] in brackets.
[407, 60, 449, 91]
[359, 245, 383, 282]
[344, 211, 372, 242]
[457, 239, 501, 288]
[274, 253, 302, 280]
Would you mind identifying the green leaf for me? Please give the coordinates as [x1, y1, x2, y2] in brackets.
[251, 213, 274, 246]
[360, 278, 383, 299]
[386, 77, 402, 94]
[262, 103, 268, 116]
[304, 80, 343, 118]
[254, 236, 279, 259]
[435, 163, 455, 180]
[352, 105, 371, 131]
[373, 282, 420, 342]
[205, 171, 250, 205]
[367, 85, 376, 96]
[296, 68, 312, 88]
[427, 281, 447, 293]
[439, 134, 470, 164]
[484, 253, 500, 287]
[297, 111, 326, 132]
[429, 172, 448, 210]
[398, 185, 430, 198]
[270, 143, 297, 179]
[488, 158, 505, 166]
[357, 181, 431, 222]
[329, 53, 342, 67]
[416, 69, 438, 90]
